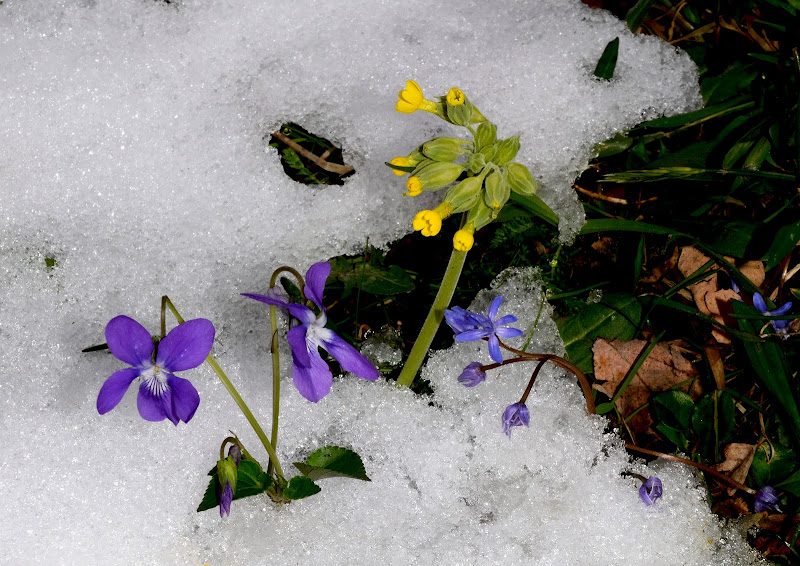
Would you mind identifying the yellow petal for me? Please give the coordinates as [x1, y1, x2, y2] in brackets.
[400, 80, 423, 105]
[395, 100, 418, 113]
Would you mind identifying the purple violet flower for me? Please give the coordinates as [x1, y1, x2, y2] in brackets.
[753, 293, 793, 335]
[97, 316, 214, 425]
[639, 476, 663, 505]
[457, 362, 487, 387]
[243, 262, 379, 403]
[754, 486, 781, 513]
[501, 402, 529, 437]
[445, 296, 523, 363]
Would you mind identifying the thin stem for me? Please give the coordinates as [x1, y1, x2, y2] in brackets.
[519, 356, 552, 404]
[162, 296, 285, 480]
[497, 339, 596, 414]
[267, 309, 280, 478]
[396, 248, 468, 388]
[625, 443, 756, 495]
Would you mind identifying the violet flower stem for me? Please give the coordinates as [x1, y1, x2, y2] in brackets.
[519, 355, 552, 404]
[162, 296, 285, 481]
[396, 248, 468, 388]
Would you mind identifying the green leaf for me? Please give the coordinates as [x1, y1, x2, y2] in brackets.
[507, 192, 559, 227]
[635, 96, 753, 130]
[593, 133, 633, 159]
[580, 218, 688, 237]
[293, 445, 371, 482]
[777, 469, 800, 497]
[750, 442, 797, 488]
[626, 0, 657, 32]
[701, 62, 758, 105]
[702, 219, 758, 258]
[655, 422, 690, 451]
[692, 390, 736, 461]
[593, 38, 619, 80]
[742, 136, 771, 170]
[733, 301, 800, 448]
[330, 258, 414, 296]
[197, 459, 273, 512]
[555, 293, 642, 374]
[763, 219, 800, 270]
[652, 390, 695, 430]
[283, 475, 322, 500]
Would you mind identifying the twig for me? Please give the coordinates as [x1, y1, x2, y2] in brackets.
[625, 443, 756, 495]
[271, 131, 354, 176]
[575, 184, 628, 205]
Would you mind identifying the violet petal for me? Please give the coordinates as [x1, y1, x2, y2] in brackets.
[157, 318, 215, 371]
[137, 381, 174, 424]
[321, 333, 380, 380]
[97, 367, 140, 415]
[105, 315, 153, 367]
[291, 347, 333, 403]
[304, 262, 331, 311]
[287, 324, 312, 368]
[167, 372, 200, 423]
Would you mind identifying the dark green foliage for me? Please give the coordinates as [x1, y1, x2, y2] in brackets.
[594, 38, 620, 80]
[268, 122, 352, 185]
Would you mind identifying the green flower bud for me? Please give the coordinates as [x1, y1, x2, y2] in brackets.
[413, 161, 464, 191]
[494, 135, 520, 166]
[480, 142, 498, 163]
[475, 122, 497, 152]
[504, 162, 539, 195]
[444, 175, 484, 213]
[465, 152, 486, 175]
[446, 98, 473, 127]
[483, 169, 510, 218]
[217, 455, 238, 495]
[422, 137, 472, 162]
[465, 198, 494, 231]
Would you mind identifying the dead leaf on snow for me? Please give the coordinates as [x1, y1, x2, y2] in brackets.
[592, 338, 700, 433]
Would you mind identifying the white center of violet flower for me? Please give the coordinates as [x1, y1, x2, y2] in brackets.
[139, 363, 168, 396]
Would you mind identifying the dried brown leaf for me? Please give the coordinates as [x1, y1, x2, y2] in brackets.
[592, 339, 700, 433]
[716, 443, 755, 496]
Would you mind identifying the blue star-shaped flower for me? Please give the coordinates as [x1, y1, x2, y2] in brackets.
[445, 296, 523, 363]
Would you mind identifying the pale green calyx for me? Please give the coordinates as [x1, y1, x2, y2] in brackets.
[494, 135, 520, 166]
[504, 162, 539, 195]
[217, 455, 238, 493]
[422, 137, 472, 162]
[444, 175, 484, 213]
[465, 152, 486, 175]
[413, 161, 465, 191]
[474, 121, 497, 152]
[483, 169, 510, 217]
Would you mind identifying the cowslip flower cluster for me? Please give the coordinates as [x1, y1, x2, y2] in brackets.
[97, 315, 215, 425]
[389, 81, 545, 251]
[243, 262, 379, 403]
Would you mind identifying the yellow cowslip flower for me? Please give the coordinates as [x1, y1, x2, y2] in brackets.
[447, 87, 465, 106]
[390, 156, 413, 176]
[396, 80, 438, 114]
[453, 228, 474, 251]
[406, 176, 423, 196]
[412, 209, 442, 237]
